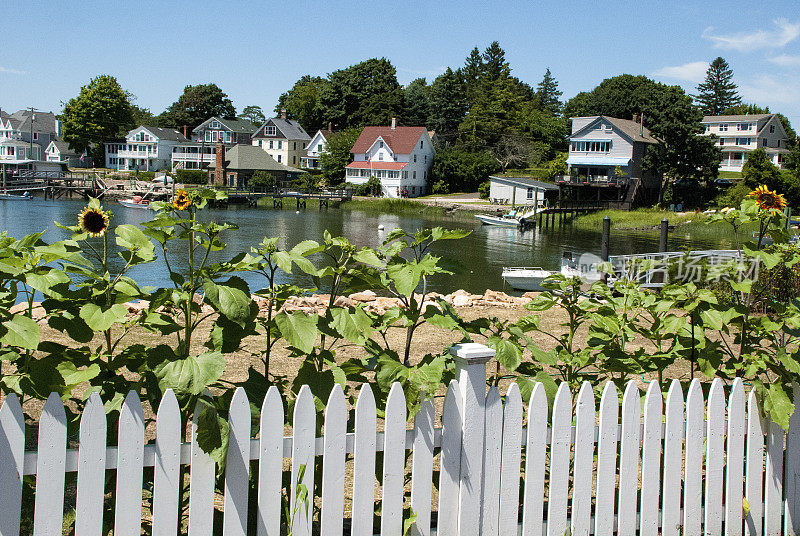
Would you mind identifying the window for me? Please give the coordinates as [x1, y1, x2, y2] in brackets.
[720, 124, 728, 132]
[736, 138, 749, 145]
[763, 138, 768, 147]
[317, 143, 323, 152]
[292, 156, 296, 165]
[738, 123, 750, 131]
[205, 131, 211, 142]
[413, 171, 417, 179]
[225, 132, 231, 143]
[720, 138, 725, 146]
[379, 141, 384, 148]
[211, 121, 220, 129]
[277, 155, 281, 163]
[732, 153, 742, 160]
[424, 155, 427, 163]
[527, 188, 534, 199]
[770, 125, 776, 134]
[413, 155, 417, 162]
[212, 132, 218, 142]
[379, 153, 383, 161]
[258, 140, 262, 147]
[269, 141, 274, 149]
[32, 133, 38, 141]
[278, 141, 282, 149]
[293, 142, 296, 150]
[266, 126, 276, 136]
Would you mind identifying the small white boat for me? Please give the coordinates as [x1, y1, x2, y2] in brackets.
[502, 266, 557, 291]
[475, 206, 540, 227]
[118, 195, 152, 209]
[0, 191, 33, 201]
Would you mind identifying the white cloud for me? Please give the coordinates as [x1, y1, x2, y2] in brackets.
[0, 66, 25, 75]
[702, 18, 800, 51]
[651, 61, 709, 83]
[768, 53, 800, 67]
[739, 74, 800, 104]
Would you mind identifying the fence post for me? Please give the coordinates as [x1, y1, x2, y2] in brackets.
[449, 342, 495, 536]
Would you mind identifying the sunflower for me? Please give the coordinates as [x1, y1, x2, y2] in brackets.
[173, 189, 191, 210]
[749, 185, 787, 213]
[78, 204, 109, 237]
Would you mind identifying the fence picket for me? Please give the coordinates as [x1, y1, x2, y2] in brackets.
[521, 383, 547, 536]
[258, 386, 284, 536]
[662, 380, 684, 536]
[745, 389, 764, 536]
[481, 387, 502, 536]
[352, 384, 376, 536]
[706, 378, 726, 536]
[291, 385, 316, 536]
[499, 384, 523, 536]
[114, 392, 145, 536]
[410, 397, 435, 536]
[152, 390, 181, 536]
[572, 382, 595, 536]
[32, 393, 66, 536]
[786, 383, 800, 535]
[438, 380, 463, 536]
[725, 378, 745, 536]
[224, 388, 251, 536]
[75, 393, 107, 536]
[188, 397, 215, 536]
[684, 379, 705, 536]
[594, 382, 619, 536]
[618, 381, 641, 536]
[381, 383, 407, 536]
[763, 421, 784, 536]
[0, 393, 24, 536]
[320, 385, 346, 536]
[547, 383, 572, 536]
[640, 381, 663, 536]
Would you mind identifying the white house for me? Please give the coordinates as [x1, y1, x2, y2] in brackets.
[170, 117, 256, 171]
[0, 109, 62, 173]
[45, 140, 89, 167]
[487, 176, 558, 207]
[301, 127, 334, 169]
[700, 114, 789, 172]
[106, 126, 187, 172]
[345, 119, 435, 198]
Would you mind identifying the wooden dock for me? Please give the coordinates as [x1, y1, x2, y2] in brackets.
[211, 187, 354, 208]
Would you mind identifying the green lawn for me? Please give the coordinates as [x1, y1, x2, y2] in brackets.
[718, 170, 742, 179]
[571, 208, 711, 230]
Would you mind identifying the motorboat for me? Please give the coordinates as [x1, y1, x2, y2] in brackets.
[501, 266, 557, 291]
[0, 191, 33, 201]
[475, 206, 540, 227]
[118, 195, 152, 209]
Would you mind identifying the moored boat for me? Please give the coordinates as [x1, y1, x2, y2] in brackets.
[501, 266, 557, 291]
[118, 195, 152, 209]
[0, 191, 33, 201]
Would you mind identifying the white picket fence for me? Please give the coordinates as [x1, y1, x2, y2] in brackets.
[1, 342, 800, 536]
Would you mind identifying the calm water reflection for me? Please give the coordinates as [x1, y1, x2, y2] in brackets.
[0, 198, 732, 295]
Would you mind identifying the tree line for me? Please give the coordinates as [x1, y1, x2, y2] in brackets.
[58, 46, 800, 202]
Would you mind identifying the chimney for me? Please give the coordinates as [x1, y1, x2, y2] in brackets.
[214, 142, 225, 186]
[632, 114, 638, 124]
[328, 121, 332, 132]
[281, 109, 287, 120]
[183, 125, 188, 138]
[391, 117, 397, 130]
[640, 113, 644, 137]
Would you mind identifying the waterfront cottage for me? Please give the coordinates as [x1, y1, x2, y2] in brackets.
[700, 114, 789, 172]
[45, 140, 88, 167]
[301, 126, 334, 169]
[345, 118, 434, 198]
[252, 111, 312, 169]
[561, 115, 659, 208]
[105, 126, 188, 172]
[486, 176, 559, 206]
[170, 117, 257, 171]
[210, 143, 305, 188]
[0, 109, 62, 174]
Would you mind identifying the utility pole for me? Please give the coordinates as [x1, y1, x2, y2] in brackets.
[28, 107, 37, 168]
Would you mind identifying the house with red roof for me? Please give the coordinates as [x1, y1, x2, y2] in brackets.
[345, 118, 435, 198]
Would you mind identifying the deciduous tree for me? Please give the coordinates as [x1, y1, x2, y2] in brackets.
[275, 75, 328, 133]
[319, 127, 363, 184]
[61, 75, 135, 161]
[158, 83, 236, 131]
[401, 78, 431, 127]
[428, 68, 467, 144]
[238, 105, 266, 125]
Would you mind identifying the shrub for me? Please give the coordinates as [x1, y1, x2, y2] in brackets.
[136, 171, 155, 181]
[175, 169, 209, 185]
[250, 171, 275, 188]
[478, 181, 490, 199]
[432, 180, 449, 195]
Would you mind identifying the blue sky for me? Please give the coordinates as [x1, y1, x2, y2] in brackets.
[3, 1, 800, 126]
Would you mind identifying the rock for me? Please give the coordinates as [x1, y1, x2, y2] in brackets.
[522, 291, 539, 299]
[452, 294, 471, 307]
[483, 289, 514, 303]
[334, 296, 354, 308]
[375, 296, 404, 310]
[350, 290, 377, 303]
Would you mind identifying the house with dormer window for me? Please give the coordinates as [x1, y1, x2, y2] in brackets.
[0, 109, 62, 173]
[344, 118, 435, 198]
[301, 126, 335, 169]
[170, 117, 257, 171]
[251, 110, 311, 168]
[700, 114, 789, 171]
[105, 126, 187, 172]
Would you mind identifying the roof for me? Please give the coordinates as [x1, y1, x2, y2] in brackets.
[351, 126, 429, 154]
[8, 110, 58, 135]
[570, 116, 658, 144]
[139, 126, 188, 142]
[253, 117, 311, 141]
[49, 140, 76, 155]
[488, 176, 559, 190]
[702, 114, 772, 123]
[224, 145, 305, 172]
[194, 117, 258, 135]
[345, 161, 407, 170]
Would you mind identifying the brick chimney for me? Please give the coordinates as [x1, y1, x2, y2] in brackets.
[214, 142, 225, 186]
[328, 121, 332, 132]
[391, 117, 397, 130]
[281, 109, 287, 119]
[632, 114, 639, 123]
[183, 125, 188, 138]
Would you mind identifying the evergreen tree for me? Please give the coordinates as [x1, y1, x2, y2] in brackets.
[462, 47, 485, 89]
[428, 68, 467, 144]
[536, 68, 562, 115]
[695, 57, 742, 115]
[401, 78, 431, 127]
[482, 41, 510, 81]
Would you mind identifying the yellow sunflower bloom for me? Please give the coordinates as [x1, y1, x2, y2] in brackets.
[748, 185, 787, 213]
[173, 189, 191, 210]
[78, 204, 109, 237]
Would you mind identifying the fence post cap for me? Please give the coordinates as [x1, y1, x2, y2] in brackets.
[449, 342, 495, 363]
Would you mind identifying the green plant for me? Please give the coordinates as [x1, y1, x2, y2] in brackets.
[175, 169, 208, 185]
